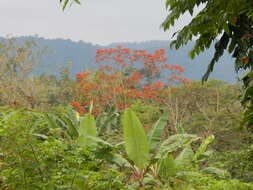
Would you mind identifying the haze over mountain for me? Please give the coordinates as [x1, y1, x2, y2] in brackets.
[2, 36, 239, 83]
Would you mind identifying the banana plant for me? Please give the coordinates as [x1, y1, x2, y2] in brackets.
[121, 109, 187, 186]
[121, 108, 216, 188]
[45, 107, 216, 189]
[175, 135, 215, 170]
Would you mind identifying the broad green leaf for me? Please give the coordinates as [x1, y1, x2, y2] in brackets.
[66, 106, 80, 127]
[158, 154, 177, 180]
[45, 113, 79, 139]
[45, 113, 59, 129]
[60, 114, 79, 138]
[158, 134, 198, 158]
[77, 113, 97, 149]
[111, 154, 132, 168]
[99, 112, 119, 130]
[175, 145, 194, 169]
[122, 108, 149, 169]
[148, 111, 169, 153]
[193, 135, 215, 161]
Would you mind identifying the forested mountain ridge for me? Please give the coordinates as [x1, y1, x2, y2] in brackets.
[0, 36, 238, 82]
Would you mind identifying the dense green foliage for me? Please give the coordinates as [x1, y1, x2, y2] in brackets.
[0, 108, 124, 189]
[0, 38, 252, 189]
[1, 103, 253, 189]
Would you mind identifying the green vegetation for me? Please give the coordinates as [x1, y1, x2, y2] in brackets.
[0, 38, 253, 189]
[2, 0, 253, 188]
[1, 101, 253, 189]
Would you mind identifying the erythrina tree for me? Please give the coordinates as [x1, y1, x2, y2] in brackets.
[71, 47, 190, 115]
[60, 0, 253, 129]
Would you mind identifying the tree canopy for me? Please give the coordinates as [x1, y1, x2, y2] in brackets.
[163, 0, 253, 80]
[162, 0, 253, 128]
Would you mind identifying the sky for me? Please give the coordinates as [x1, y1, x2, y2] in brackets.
[0, 0, 192, 45]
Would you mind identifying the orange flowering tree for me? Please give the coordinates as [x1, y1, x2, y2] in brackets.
[71, 46, 191, 115]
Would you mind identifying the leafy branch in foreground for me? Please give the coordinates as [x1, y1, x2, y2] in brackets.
[162, 0, 253, 130]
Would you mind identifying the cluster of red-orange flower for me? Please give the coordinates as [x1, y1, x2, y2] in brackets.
[162, 64, 185, 73]
[76, 71, 91, 80]
[71, 46, 191, 115]
[71, 101, 86, 115]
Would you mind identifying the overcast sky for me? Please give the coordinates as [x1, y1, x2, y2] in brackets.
[0, 0, 192, 45]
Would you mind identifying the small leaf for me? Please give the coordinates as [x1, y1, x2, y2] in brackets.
[223, 24, 230, 34]
[241, 82, 253, 104]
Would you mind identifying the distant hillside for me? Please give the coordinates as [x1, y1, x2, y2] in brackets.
[0, 36, 239, 82]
